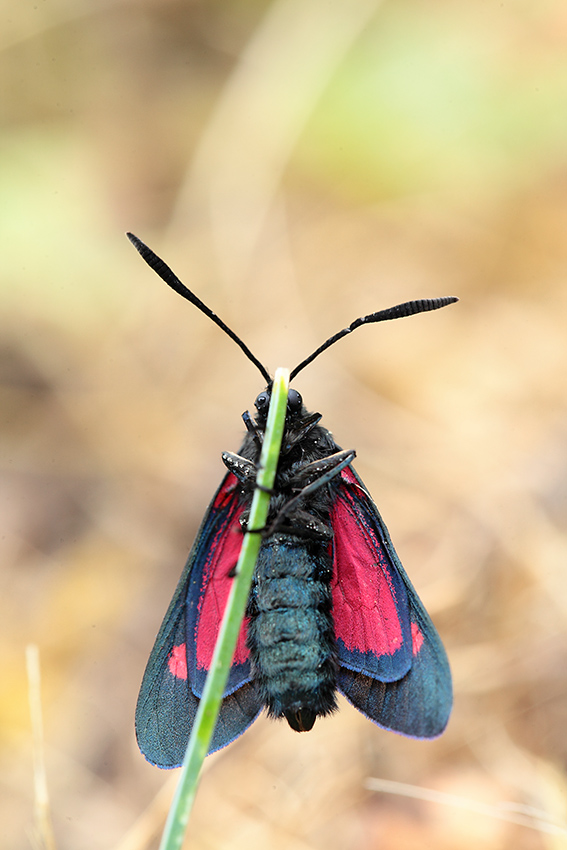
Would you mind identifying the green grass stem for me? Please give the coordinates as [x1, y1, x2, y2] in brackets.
[159, 367, 290, 850]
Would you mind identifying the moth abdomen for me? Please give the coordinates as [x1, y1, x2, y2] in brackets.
[251, 576, 328, 611]
[247, 536, 338, 728]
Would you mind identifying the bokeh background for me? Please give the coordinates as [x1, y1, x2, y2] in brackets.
[2, 1, 567, 848]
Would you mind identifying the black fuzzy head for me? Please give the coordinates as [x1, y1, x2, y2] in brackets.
[254, 387, 304, 425]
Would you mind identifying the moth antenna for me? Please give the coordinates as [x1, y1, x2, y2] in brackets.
[127, 233, 272, 384]
[290, 296, 458, 380]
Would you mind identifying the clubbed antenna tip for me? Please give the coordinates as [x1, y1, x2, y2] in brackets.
[289, 297, 459, 380]
[127, 233, 272, 384]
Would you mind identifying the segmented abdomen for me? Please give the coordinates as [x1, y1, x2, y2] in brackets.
[246, 535, 338, 730]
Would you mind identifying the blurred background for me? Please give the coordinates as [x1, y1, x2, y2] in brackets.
[2, 0, 567, 848]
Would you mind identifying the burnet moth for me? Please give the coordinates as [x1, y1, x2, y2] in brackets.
[128, 233, 456, 768]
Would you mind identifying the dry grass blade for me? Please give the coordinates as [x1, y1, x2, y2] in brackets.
[26, 645, 57, 850]
[365, 777, 567, 838]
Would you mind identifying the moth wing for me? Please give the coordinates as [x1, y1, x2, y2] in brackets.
[330, 467, 413, 681]
[185, 474, 252, 697]
[135, 472, 261, 767]
[332, 466, 452, 738]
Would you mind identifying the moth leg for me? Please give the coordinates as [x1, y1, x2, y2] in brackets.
[272, 509, 333, 540]
[289, 449, 356, 488]
[268, 449, 356, 535]
[281, 412, 322, 453]
[222, 451, 257, 486]
[242, 410, 263, 446]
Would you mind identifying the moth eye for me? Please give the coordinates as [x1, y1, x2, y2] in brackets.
[287, 389, 302, 413]
[255, 391, 270, 412]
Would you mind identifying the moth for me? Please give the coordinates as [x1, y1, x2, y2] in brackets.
[128, 233, 455, 768]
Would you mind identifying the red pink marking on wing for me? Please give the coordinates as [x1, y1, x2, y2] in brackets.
[168, 643, 188, 680]
[196, 520, 250, 670]
[331, 493, 403, 656]
[411, 622, 424, 655]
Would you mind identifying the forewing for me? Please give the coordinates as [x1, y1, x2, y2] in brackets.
[330, 467, 412, 681]
[186, 474, 251, 697]
[333, 467, 452, 738]
[135, 472, 261, 767]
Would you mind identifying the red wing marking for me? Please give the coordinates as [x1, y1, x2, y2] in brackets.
[330, 467, 410, 667]
[411, 622, 424, 655]
[195, 513, 250, 670]
[168, 643, 188, 680]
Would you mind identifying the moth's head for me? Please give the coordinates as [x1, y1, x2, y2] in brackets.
[254, 387, 303, 424]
